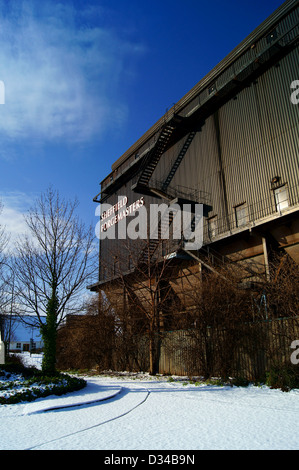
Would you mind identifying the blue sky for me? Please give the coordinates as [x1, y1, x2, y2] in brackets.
[0, 0, 285, 246]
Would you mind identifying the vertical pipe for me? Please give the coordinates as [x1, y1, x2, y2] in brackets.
[262, 236, 270, 281]
[213, 110, 230, 232]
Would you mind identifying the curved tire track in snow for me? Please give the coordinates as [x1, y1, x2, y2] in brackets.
[25, 385, 151, 450]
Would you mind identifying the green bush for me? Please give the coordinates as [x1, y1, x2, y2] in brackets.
[229, 377, 250, 387]
[1, 361, 39, 378]
[266, 364, 299, 392]
[0, 363, 86, 405]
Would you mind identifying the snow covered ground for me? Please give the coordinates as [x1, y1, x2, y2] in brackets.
[0, 353, 299, 451]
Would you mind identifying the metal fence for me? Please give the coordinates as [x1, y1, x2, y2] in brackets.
[158, 317, 299, 380]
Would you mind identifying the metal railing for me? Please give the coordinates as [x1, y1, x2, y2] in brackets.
[203, 183, 299, 245]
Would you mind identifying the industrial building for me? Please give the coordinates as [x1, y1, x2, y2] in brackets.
[87, 0, 299, 375]
[90, 0, 298, 283]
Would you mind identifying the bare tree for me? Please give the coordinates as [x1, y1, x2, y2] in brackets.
[100, 236, 180, 375]
[162, 251, 299, 380]
[12, 187, 97, 375]
[175, 265, 254, 378]
[0, 201, 11, 341]
[56, 295, 116, 371]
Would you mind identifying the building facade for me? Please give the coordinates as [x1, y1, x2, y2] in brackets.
[89, 0, 299, 321]
[9, 340, 43, 353]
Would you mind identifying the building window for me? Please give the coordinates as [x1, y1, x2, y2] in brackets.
[208, 216, 218, 238]
[274, 185, 288, 212]
[235, 203, 247, 227]
[16, 343, 21, 349]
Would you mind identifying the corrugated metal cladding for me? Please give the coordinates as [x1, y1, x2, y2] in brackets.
[151, 42, 299, 238]
[95, 0, 299, 285]
[98, 184, 169, 281]
[220, 46, 299, 201]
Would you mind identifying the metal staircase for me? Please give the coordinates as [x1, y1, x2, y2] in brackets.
[162, 131, 196, 192]
[133, 115, 185, 193]
[136, 122, 177, 188]
[139, 205, 180, 264]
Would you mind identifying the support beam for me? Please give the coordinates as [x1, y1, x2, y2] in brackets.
[182, 248, 230, 282]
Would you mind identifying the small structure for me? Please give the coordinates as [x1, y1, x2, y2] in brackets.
[9, 340, 44, 353]
[0, 331, 5, 364]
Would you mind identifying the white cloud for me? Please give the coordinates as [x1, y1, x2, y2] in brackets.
[0, 1, 144, 144]
[0, 192, 35, 252]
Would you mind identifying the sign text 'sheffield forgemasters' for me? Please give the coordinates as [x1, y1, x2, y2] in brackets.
[100, 196, 144, 233]
[95, 196, 203, 250]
